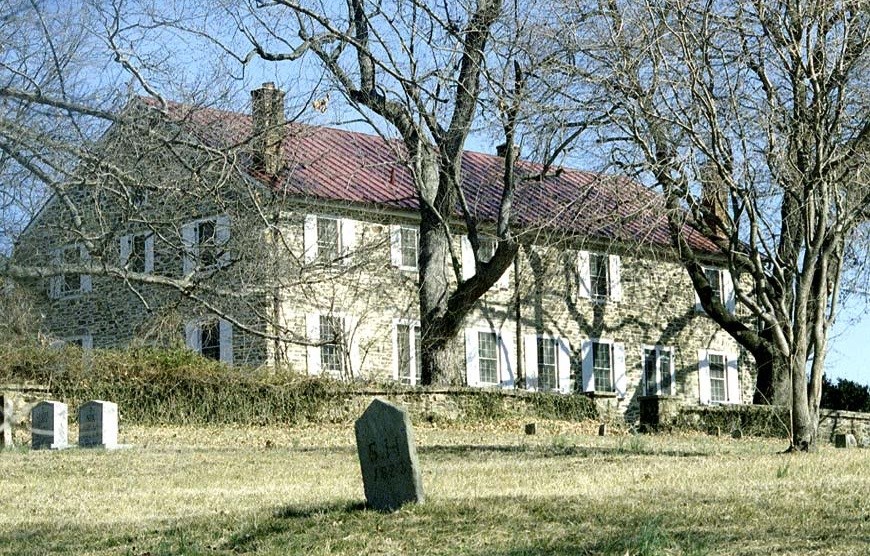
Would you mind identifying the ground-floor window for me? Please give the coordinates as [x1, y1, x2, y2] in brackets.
[643, 346, 674, 396]
[396, 322, 421, 385]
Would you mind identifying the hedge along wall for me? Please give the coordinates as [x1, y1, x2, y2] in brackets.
[0, 344, 598, 426]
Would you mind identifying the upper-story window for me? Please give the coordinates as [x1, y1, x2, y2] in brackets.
[49, 244, 92, 299]
[120, 232, 155, 273]
[390, 225, 418, 271]
[303, 215, 356, 264]
[460, 235, 510, 289]
[182, 215, 230, 274]
[578, 251, 621, 302]
[695, 267, 735, 313]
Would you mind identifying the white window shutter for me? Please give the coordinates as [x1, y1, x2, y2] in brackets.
[303, 214, 318, 263]
[608, 255, 622, 302]
[523, 334, 538, 390]
[81, 333, 93, 350]
[577, 250, 591, 299]
[341, 219, 356, 263]
[723, 270, 736, 313]
[144, 233, 155, 273]
[181, 222, 196, 274]
[120, 235, 133, 267]
[345, 316, 361, 378]
[557, 338, 572, 394]
[79, 247, 92, 293]
[216, 215, 231, 266]
[698, 350, 711, 404]
[185, 320, 201, 352]
[218, 320, 233, 365]
[726, 353, 741, 404]
[581, 339, 594, 392]
[613, 342, 627, 398]
[390, 225, 405, 267]
[305, 313, 321, 375]
[461, 235, 474, 280]
[499, 333, 515, 388]
[49, 249, 62, 298]
[465, 328, 480, 386]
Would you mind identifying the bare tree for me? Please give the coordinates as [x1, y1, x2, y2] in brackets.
[195, 0, 570, 384]
[548, 0, 870, 450]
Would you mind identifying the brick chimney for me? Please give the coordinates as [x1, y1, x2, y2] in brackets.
[251, 82, 286, 175]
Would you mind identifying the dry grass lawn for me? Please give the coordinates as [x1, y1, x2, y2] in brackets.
[0, 419, 868, 555]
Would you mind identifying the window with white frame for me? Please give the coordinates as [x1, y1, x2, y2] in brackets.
[589, 253, 609, 299]
[120, 232, 154, 273]
[537, 338, 558, 391]
[395, 322, 421, 385]
[460, 235, 510, 288]
[305, 313, 359, 379]
[182, 215, 230, 273]
[643, 345, 674, 396]
[592, 341, 614, 392]
[581, 339, 626, 396]
[698, 350, 740, 405]
[465, 327, 515, 387]
[523, 334, 571, 392]
[303, 215, 356, 264]
[319, 315, 345, 376]
[185, 319, 233, 364]
[478, 331, 499, 384]
[709, 353, 727, 402]
[50, 244, 91, 299]
[577, 251, 621, 302]
[705, 267, 723, 306]
[390, 225, 418, 270]
[65, 331, 93, 350]
[695, 267, 735, 313]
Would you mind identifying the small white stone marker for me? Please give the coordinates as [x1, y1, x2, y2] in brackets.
[78, 400, 119, 449]
[31, 401, 68, 450]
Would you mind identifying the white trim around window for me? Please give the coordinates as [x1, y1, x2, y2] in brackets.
[305, 312, 360, 379]
[49, 244, 92, 299]
[460, 235, 510, 289]
[464, 325, 515, 388]
[522, 334, 571, 393]
[694, 267, 735, 313]
[181, 215, 231, 274]
[697, 349, 740, 405]
[65, 331, 93, 350]
[642, 345, 675, 396]
[577, 251, 621, 302]
[302, 214, 357, 265]
[581, 338, 627, 397]
[120, 232, 155, 273]
[390, 224, 419, 271]
[185, 318, 233, 364]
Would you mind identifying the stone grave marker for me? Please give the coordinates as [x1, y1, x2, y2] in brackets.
[78, 400, 119, 449]
[525, 422, 537, 435]
[1, 396, 12, 448]
[354, 398, 424, 511]
[834, 433, 857, 449]
[31, 401, 68, 450]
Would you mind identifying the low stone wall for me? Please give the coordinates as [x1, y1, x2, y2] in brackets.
[1, 383, 52, 447]
[639, 398, 870, 445]
[818, 409, 870, 446]
[326, 388, 600, 426]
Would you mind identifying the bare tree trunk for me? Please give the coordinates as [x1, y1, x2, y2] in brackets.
[790, 356, 815, 451]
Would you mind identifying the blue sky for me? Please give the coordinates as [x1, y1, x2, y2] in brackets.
[827, 303, 870, 384]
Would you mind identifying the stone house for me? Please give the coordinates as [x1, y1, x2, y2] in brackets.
[15, 83, 753, 416]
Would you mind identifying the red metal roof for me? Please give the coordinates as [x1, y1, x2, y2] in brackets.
[148, 99, 718, 252]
